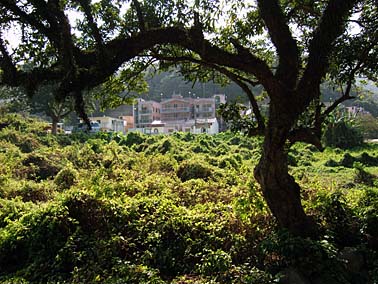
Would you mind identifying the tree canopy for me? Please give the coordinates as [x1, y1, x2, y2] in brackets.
[1, 0, 377, 237]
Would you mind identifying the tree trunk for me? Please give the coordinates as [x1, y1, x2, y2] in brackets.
[51, 117, 59, 135]
[254, 110, 318, 238]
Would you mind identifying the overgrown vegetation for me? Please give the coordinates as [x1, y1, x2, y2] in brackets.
[0, 114, 377, 283]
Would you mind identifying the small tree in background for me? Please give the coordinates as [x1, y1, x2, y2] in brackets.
[356, 114, 378, 140]
[323, 107, 363, 149]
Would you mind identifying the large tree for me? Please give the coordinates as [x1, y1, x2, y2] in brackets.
[1, 0, 377, 237]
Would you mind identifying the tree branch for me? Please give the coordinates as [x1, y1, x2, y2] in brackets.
[257, 0, 300, 88]
[1, 0, 59, 44]
[0, 33, 18, 84]
[131, 0, 146, 32]
[288, 127, 324, 151]
[321, 43, 371, 121]
[153, 52, 265, 131]
[76, 0, 105, 60]
[299, 0, 360, 102]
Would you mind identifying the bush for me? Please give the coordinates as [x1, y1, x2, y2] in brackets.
[16, 153, 61, 181]
[196, 249, 232, 276]
[177, 160, 213, 182]
[0, 129, 41, 153]
[340, 153, 357, 168]
[148, 154, 178, 173]
[315, 191, 361, 247]
[218, 156, 240, 169]
[5, 181, 54, 202]
[323, 121, 363, 149]
[358, 152, 378, 166]
[357, 188, 378, 246]
[121, 132, 145, 147]
[54, 166, 78, 190]
[353, 162, 376, 186]
[325, 159, 339, 167]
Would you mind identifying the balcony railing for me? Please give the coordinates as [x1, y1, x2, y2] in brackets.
[196, 107, 213, 113]
[161, 107, 190, 113]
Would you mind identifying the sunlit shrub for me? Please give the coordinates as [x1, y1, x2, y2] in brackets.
[0, 198, 38, 228]
[121, 131, 145, 147]
[177, 160, 213, 182]
[0, 128, 41, 153]
[54, 166, 78, 190]
[218, 155, 240, 170]
[5, 180, 54, 202]
[16, 153, 61, 181]
[356, 188, 378, 249]
[148, 154, 178, 174]
[196, 249, 232, 275]
[324, 121, 363, 149]
[353, 162, 376, 186]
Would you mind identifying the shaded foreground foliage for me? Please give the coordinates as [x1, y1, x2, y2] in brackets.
[0, 114, 378, 283]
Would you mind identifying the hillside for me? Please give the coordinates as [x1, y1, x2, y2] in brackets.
[0, 114, 377, 283]
[143, 70, 263, 103]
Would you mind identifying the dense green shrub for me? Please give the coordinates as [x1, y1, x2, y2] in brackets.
[54, 166, 78, 190]
[177, 160, 213, 182]
[353, 162, 376, 186]
[16, 153, 61, 181]
[260, 231, 358, 283]
[0, 129, 41, 153]
[356, 188, 378, 249]
[325, 152, 378, 168]
[340, 153, 357, 167]
[323, 121, 363, 149]
[4, 181, 54, 202]
[1, 114, 378, 283]
[0, 198, 38, 228]
[313, 191, 361, 247]
[359, 151, 378, 166]
[121, 131, 145, 147]
[218, 155, 240, 169]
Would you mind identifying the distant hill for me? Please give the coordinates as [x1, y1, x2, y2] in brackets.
[143, 70, 262, 103]
[361, 80, 378, 101]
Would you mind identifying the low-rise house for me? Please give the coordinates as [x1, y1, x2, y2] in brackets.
[89, 116, 126, 133]
[192, 118, 219, 134]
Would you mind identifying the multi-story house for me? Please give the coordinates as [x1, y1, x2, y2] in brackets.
[133, 94, 226, 134]
[134, 98, 161, 128]
[193, 98, 216, 119]
[161, 95, 192, 122]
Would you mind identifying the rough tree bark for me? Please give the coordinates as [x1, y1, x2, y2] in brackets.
[51, 116, 59, 135]
[254, 101, 318, 237]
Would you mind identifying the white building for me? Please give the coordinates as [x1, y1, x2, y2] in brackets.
[89, 116, 126, 133]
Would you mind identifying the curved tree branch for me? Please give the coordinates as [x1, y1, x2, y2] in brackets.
[288, 127, 324, 151]
[1, 0, 59, 44]
[76, 0, 105, 61]
[298, 0, 360, 105]
[0, 33, 17, 84]
[257, 0, 300, 89]
[131, 0, 146, 32]
[152, 52, 265, 132]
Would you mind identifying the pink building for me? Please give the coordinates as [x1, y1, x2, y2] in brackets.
[134, 94, 224, 134]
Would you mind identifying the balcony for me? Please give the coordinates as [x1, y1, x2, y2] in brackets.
[196, 107, 213, 113]
[161, 107, 190, 113]
[140, 110, 153, 114]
